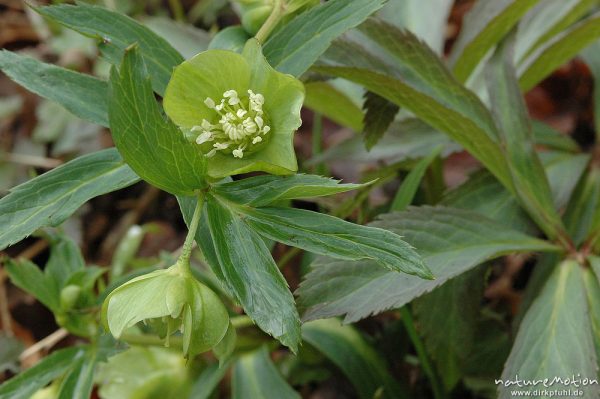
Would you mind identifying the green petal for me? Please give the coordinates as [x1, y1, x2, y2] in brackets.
[164, 50, 251, 129]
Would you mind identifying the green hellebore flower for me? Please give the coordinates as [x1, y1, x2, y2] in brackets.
[102, 263, 229, 358]
[164, 38, 304, 179]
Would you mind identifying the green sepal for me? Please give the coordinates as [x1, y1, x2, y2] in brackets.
[164, 39, 304, 179]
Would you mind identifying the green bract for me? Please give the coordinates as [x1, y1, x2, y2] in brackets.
[164, 39, 304, 179]
[102, 263, 229, 358]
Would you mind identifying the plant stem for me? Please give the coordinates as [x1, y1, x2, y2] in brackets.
[178, 192, 206, 268]
[312, 113, 328, 177]
[168, 0, 185, 22]
[231, 315, 254, 329]
[255, 0, 285, 43]
[400, 307, 446, 399]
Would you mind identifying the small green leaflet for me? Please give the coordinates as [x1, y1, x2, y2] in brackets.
[0, 148, 138, 251]
[211, 174, 365, 207]
[108, 46, 206, 196]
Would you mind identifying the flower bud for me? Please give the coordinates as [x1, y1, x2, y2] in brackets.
[59, 284, 82, 311]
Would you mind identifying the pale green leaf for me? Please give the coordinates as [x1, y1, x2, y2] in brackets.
[0, 148, 138, 251]
[263, 0, 385, 77]
[302, 319, 406, 399]
[297, 206, 558, 322]
[449, 0, 540, 83]
[232, 346, 299, 399]
[108, 46, 206, 195]
[5, 259, 59, 312]
[499, 261, 598, 398]
[35, 3, 183, 95]
[0, 50, 108, 127]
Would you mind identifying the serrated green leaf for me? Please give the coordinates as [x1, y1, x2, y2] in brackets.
[35, 3, 183, 95]
[499, 261, 598, 398]
[108, 46, 206, 195]
[581, 41, 600, 134]
[515, 0, 599, 62]
[304, 81, 363, 131]
[413, 267, 486, 390]
[211, 174, 363, 207]
[391, 146, 442, 212]
[0, 347, 83, 399]
[449, 0, 540, 83]
[263, 0, 385, 77]
[532, 120, 580, 152]
[486, 34, 565, 241]
[362, 91, 399, 150]
[302, 319, 406, 399]
[542, 151, 589, 209]
[0, 50, 108, 127]
[200, 195, 300, 351]
[0, 148, 138, 251]
[519, 12, 600, 91]
[45, 233, 85, 289]
[297, 206, 558, 323]
[314, 19, 513, 191]
[239, 206, 432, 279]
[564, 167, 600, 245]
[232, 346, 300, 399]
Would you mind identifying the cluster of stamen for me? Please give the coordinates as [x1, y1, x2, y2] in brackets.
[191, 89, 271, 158]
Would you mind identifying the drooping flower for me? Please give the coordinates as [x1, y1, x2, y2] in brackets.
[163, 38, 304, 179]
[102, 262, 230, 358]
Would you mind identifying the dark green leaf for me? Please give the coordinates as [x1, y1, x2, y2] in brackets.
[582, 260, 600, 364]
[413, 267, 486, 390]
[449, 0, 540, 82]
[35, 3, 183, 95]
[391, 146, 442, 212]
[304, 81, 363, 131]
[302, 319, 406, 399]
[143, 17, 210, 59]
[202, 195, 300, 351]
[581, 41, 600, 134]
[232, 346, 300, 399]
[0, 148, 139, 251]
[263, 0, 386, 77]
[297, 206, 558, 322]
[499, 261, 597, 398]
[519, 12, 600, 91]
[486, 34, 565, 240]
[441, 171, 534, 233]
[108, 46, 206, 195]
[362, 91, 399, 150]
[315, 20, 513, 190]
[0, 347, 83, 399]
[542, 151, 589, 209]
[564, 167, 600, 245]
[532, 120, 580, 152]
[45, 233, 85, 289]
[209, 26, 251, 52]
[211, 174, 363, 207]
[0, 50, 108, 127]
[240, 206, 432, 279]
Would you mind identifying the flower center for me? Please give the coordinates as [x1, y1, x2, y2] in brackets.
[190, 89, 271, 159]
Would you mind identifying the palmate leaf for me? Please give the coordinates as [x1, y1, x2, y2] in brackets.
[297, 206, 558, 323]
[263, 0, 386, 77]
[499, 261, 598, 398]
[35, 2, 183, 95]
[0, 51, 108, 127]
[179, 195, 301, 352]
[108, 46, 207, 196]
[0, 148, 138, 251]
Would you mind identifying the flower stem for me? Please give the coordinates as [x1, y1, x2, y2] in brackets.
[255, 0, 285, 43]
[178, 192, 206, 269]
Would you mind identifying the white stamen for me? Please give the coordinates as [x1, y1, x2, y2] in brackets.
[196, 131, 213, 144]
[204, 97, 216, 108]
[252, 136, 262, 144]
[232, 148, 244, 158]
